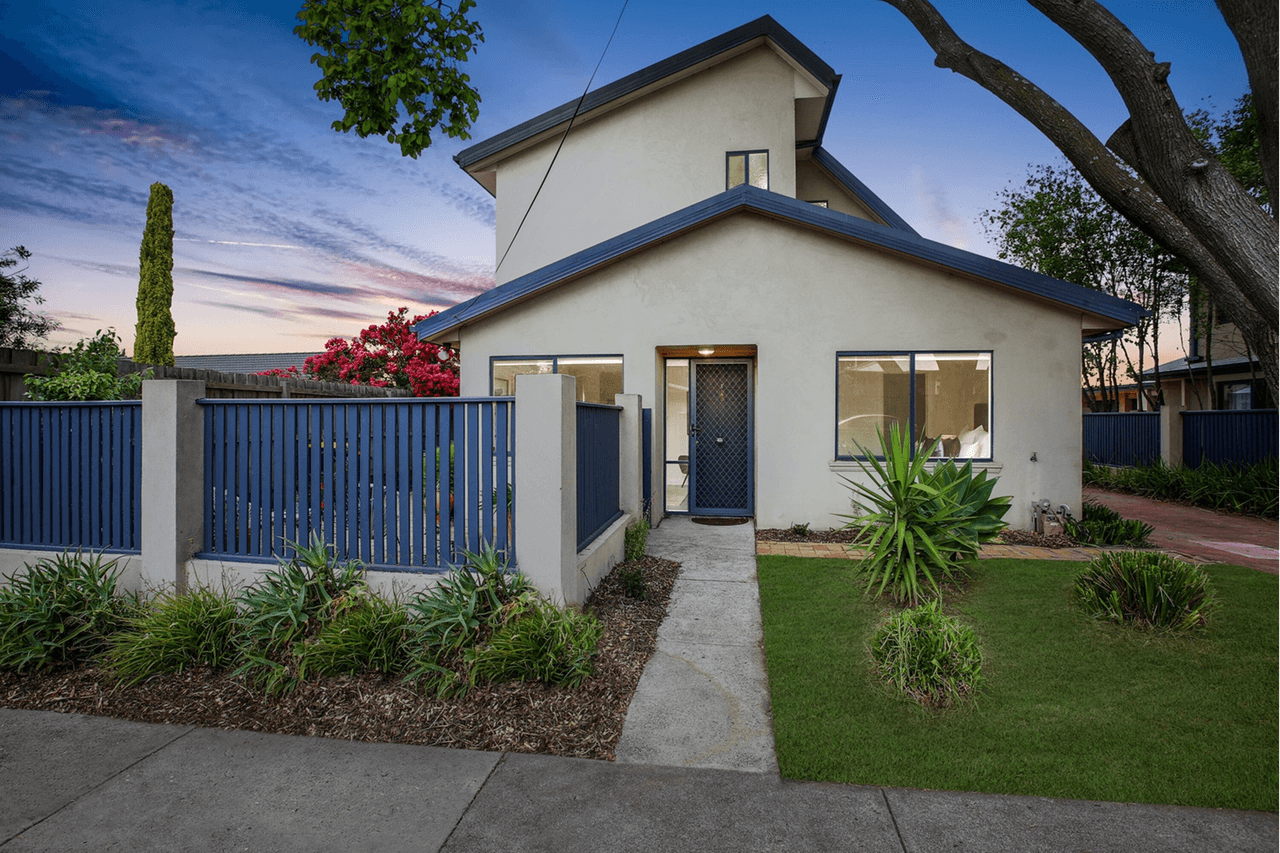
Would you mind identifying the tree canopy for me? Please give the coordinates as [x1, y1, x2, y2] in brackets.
[295, 0, 483, 159]
[883, 0, 1278, 402]
[0, 246, 59, 350]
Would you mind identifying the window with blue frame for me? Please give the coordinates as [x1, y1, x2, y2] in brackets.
[836, 352, 992, 459]
[491, 355, 623, 404]
[726, 150, 768, 190]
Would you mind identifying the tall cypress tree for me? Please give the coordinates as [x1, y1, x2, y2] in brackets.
[134, 182, 176, 366]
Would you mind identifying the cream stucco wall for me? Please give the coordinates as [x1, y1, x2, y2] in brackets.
[455, 214, 1084, 531]
[794, 160, 881, 223]
[490, 45, 807, 283]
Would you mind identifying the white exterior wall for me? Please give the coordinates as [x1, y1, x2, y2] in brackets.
[491, 46, 805, 283]
[794, 160, 881, 223]
[456, 214, 1083, 531]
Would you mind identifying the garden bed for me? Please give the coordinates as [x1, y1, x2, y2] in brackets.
[0, 556, 678, 761]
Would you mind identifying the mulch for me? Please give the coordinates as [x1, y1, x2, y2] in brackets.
[755, 527, 865, 543]
[0, 556, 679, 762]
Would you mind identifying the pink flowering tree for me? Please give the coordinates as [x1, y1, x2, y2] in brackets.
[259, 308, 458, 397]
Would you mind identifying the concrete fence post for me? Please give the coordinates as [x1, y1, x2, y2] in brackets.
[513, 374, 577, 605]
[615, 393, 643, 520]
[1159, 404, 1184, 468]
[141, 380, 206, 591]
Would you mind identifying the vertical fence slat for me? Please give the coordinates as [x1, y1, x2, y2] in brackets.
[371, 405, 384, 565]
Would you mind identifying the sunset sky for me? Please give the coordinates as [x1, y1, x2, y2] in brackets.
[0, 1, 1248, 357]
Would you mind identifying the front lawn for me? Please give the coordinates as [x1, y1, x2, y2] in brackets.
[757, 556, 1278, 811]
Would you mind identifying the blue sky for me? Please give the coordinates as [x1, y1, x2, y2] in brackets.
[0, 0, 1248, 356]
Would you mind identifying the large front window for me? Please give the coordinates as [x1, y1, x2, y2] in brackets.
[836, 352, 991, 459]
[491, 355, 622, 404]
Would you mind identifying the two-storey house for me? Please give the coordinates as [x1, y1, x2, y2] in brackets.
[415, 16, 1145, 530]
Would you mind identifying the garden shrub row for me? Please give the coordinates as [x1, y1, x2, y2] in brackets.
[0, 540, 602, 698]
[1083, 458, 1278, 518]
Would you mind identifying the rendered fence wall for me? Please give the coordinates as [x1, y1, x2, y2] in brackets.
[1182, 409, 1278, 468]
[0, 402, 142, 552]
[201, 398, 513, 571]
[1082, 412, 1160, 467]
[576, 402, 622, 551]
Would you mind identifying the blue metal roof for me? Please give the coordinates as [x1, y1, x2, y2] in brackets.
[413, 185, 1147, 340]
[810, 147, 918, 235]
[454, 15, 840, 170]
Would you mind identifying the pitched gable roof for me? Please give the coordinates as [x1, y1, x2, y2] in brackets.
[454, 15, 841, 182]
[810, 147, 918, 235]
[414, 185, 1146, 341]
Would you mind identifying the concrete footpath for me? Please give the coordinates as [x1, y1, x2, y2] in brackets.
[0, 708, 1274, 852]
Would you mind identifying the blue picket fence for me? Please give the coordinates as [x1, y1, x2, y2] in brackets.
[201, 398, 514, 571]
[576, 402, 622, 551]
[1182, 409, 1278, 468]
[1082, 412, 1160, 467]
[0, 402, 142, 552]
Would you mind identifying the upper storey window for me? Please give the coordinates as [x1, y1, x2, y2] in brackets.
[727, 151, 768, 190]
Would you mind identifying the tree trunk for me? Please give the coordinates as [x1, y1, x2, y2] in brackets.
[881, 0, 1278, 404]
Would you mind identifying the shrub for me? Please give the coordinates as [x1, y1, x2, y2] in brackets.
[1065, 500, 1154, 547]
[24, 329, 150, 401]
[1083, 458, 1278, 519]
[624, 514, 650, 561]
[471, 604, 603, 688]
[618, 565, 648, 600]
[841, 426, 1011, 604]
[1074, 551, 1217, 631]
[402, 544, 535, 696]
[108, 586, 240, 684]
[297, 591, 412, 678]
[870, 598, 984, 709]
[0, 552, 131, 671]
[789, 522, 811, 538]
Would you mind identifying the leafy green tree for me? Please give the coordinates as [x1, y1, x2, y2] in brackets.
[25, 330, 149, 401]
[294, 0, 483, 159]
[983, 162, 1186, 411]
[1190, 93, 1270, 216]
[0, 245, 59, 349]
[884, 0, 1278, 404]
[134, 183, 176, 366]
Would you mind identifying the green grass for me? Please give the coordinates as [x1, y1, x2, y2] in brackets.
[757, 555, 1278, 810]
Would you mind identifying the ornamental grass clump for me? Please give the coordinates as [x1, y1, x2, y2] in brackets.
[470, 604, 603, 689]
[0, 551, 133, 671]
[1074, 551, 1217, 632]
[296, 591, 412, 679]
[841, 426, 1011, 605]
[108, 586, 241, 684]
[870, 598, 984, 709]
[1064, 499, 1154, 547]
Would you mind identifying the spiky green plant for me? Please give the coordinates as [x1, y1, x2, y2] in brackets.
[0, 551, 131, 670]
[1065, 500, 1154, 547]
[841, 426, 1011, 604]
[470, 604, 603, 688]
[296, 590, 411, 678]
[1074, 551, 1217, 632]
[134, 182, 176, 366]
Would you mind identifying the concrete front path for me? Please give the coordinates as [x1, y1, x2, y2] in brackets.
[2, 708, 1274, 852]
[613, 516, 777, 774]
[1084, 487, 1279, 573]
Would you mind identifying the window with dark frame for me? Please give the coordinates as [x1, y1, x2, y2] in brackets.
[726, 150, 768, 190]
[836, 352, 992, 460]
[490, 355, 623, 405]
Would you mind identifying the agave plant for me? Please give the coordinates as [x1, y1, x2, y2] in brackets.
[840, 426, 1011, 605]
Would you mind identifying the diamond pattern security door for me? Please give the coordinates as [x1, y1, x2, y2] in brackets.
[691, 361, 753, 516]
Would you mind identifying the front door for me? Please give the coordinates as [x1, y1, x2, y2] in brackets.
[690, 360, 753, 516]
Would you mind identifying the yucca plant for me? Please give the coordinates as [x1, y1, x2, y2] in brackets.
[870, 598, 984, 709]
[0, 551, 131, 671]
[108, 586, 241, 684]
[841, 426, 1010, 604]
[1074, 551, 1217, 632]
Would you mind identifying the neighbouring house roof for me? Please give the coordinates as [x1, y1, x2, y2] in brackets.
[1141, 354, 1260, 380]
[172, 353, 316, 374]
[454, 15, 841, 184]
[414, 185, 1147, 342]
